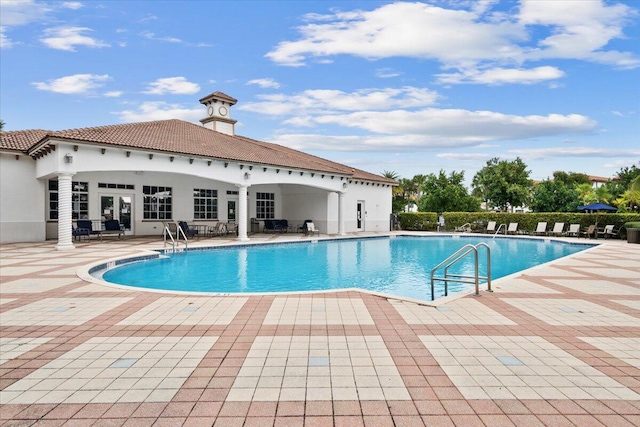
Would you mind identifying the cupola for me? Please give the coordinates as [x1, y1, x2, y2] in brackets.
[199, 91, 238, 136]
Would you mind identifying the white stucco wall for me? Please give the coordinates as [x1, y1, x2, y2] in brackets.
[0, 153, 46, 243]
[343, 182, 393, 233]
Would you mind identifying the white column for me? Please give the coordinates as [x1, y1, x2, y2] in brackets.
[237, 184, 250, 241]
[56, 172, 75, 251]
[338, 191, 346, 236]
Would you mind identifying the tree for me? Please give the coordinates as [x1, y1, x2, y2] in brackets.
[530, 180, 580, 212]
[381, 171, 406, 213]
[552, 171, 590, 187]
[0, 120, 4, 131]
[419, 170, 481, 212]
[381, 170, 399, 180]
[472, 157, 532, 211]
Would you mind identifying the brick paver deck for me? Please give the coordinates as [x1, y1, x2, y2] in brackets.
[1, 233, 639, 426]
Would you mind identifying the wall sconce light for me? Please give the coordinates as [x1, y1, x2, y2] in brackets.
[207, 160, 212, 166]
[249, 165, 253, 170]
[288, 171, 292, 175]
[73, 145, 79, 152]
[224, 162, 229, 168]
[263, 167, 267, 172]
[240, 165, 244, 170]
[342, 182, 348, 189]
[126, 151, 131, 157]
[244, 172, 251, 180]
[149, 154, 154, 160]
[300, 172, 304, 176]
[101, 148, 106, 155]
[276, 169, 280, 173]
[311, 173, 315, 177]
[189, 158, 194, 164]
[169, 156, 175, 162]
[64, 154, 73, 164]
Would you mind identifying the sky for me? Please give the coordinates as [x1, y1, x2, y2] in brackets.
[1, 0, 639, 185]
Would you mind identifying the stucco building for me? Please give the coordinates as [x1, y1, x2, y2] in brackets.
[0, 91, 396, 248]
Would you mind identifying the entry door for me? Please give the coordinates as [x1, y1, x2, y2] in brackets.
[227, 200, 237, 221]
[100, 195, 133, 235]
[356, 201, 364, 231]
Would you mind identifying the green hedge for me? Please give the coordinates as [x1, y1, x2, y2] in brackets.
[399, 211, 640, 235]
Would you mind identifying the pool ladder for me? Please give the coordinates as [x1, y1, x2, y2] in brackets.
[430, 242, 492, 301]
[163, 221, 188, 252]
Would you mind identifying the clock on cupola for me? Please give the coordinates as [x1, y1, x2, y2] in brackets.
[199, 91, 238, 136]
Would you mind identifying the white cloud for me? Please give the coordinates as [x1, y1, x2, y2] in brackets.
[140, 31, 181, 43]
[375, 68, 401, 78]
[266, 1, 638, 80]
[265, 108, 596, 152]
[31, 74, 110, 94]
[0, 27, 13, 49]
[519, 0, 639, 69]
[142, 77, 200, 95]
[104, 91, 123, 98]
[115, 101, 201, 123]
[239, 87, 439, 116]
[247, 78, 281, 89]
[0, 0, 51, 26]
[40, 26, 109, 51]
[508, 146, 640, 161]
[61, 2, 83, 10]
[436, 66, 565, 85]
[436, 153, 492, 161]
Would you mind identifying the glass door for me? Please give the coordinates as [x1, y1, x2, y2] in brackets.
[100, 194, 134, 235]
[227, 200, 237, 221]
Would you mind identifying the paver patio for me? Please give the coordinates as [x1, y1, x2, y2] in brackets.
[1, 232, 639, 426]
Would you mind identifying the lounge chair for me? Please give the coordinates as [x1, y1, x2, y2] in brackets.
[565, 224, 580, 237]
[454, 222, 471, 232]
[277, 219, 292, 233]
[305, 222, 320, 236]
[485, 221, 497, 234]
[506, 223, 519, 235]
[581, 224, 596, 239]
[533, 222, 547, 236]
[598, 224, 620, 239]
[549, 222, 564, 237]
[178, 221, 199, 238]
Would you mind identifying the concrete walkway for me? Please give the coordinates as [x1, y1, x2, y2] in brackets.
[1, 233, 639, 426]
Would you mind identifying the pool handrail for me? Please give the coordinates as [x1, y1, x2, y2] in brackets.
[430, 242, 492, 301]
[163, 221, 188, 252]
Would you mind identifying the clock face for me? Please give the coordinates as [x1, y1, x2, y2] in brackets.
[218, 106, 228, 116]
[207, 106, 214, 117]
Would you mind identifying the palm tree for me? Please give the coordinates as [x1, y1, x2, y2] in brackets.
[382, 170, 400, 181]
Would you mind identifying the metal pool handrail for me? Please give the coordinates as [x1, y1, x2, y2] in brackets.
[163, 221, 188, 252]
[430, 242, 492, 301]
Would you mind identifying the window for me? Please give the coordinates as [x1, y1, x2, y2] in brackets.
[255, 192, 275, 219]
[143, 186, 172, 220]
[48, 180, 89, 220]
[193, 189, 218, 219]
[98, 183, 134, 190]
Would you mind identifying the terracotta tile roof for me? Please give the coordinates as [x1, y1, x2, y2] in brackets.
[0, 129, 49, 152]
[1, 120, 396, 184]
[198, 91, 238, 105]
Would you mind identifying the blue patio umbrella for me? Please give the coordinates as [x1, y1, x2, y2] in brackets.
[577, 202, 617, 212]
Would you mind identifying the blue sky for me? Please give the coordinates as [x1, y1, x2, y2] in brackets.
[1, 0, 639, 184]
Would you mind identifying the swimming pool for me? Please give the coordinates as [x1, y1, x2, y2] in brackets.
[97, 236, 593, 301]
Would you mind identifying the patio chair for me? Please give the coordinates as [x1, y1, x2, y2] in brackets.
[305, 222, 320, 236]
[565, 224, 580, 237]
[298, 219, 313, 233]
[598, 224, 620, 239]
[72, 225, 90, 241]
[533, 222, 547, 236]
[212, 222, 227, 236]
[485, 221, 497, 234]
[178, 221, 199, 239]
[263, 219, 281, 233]
[76, 219, 101, 240]
[103, 219, 124, 239]
[277, 219, 293, 233]
[506, 223, 519, 235]
[549, 222, 564, 237]
[581, 224, 596, 239]
[225, 221, 238, 236]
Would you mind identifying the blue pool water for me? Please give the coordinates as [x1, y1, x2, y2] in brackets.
[100, 236, 592, 301]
